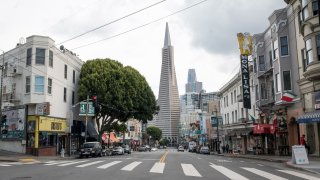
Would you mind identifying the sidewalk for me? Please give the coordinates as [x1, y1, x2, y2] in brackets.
[214, 152, 320, 175]
[0, 149, 77, 162]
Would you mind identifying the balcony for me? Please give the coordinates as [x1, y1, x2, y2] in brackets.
[2, 93, 21, 102]
[303, 61, 320, 81]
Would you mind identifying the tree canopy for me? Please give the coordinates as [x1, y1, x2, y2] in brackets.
[146, 126, 162, 141]
[78, 58, 158, 139]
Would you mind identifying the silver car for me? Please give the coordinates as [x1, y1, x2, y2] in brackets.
[112, 147, 124, 155]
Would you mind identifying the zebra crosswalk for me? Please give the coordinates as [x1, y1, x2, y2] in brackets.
[1, 159, 319, 180]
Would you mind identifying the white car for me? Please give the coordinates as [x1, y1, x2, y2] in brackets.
[151, 147, 158, 151]
[178, 146, 184, 152]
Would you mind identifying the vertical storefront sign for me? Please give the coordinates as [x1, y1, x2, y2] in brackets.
[240, 54, 251, 109]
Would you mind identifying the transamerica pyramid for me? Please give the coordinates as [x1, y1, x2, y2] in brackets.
[152, 22, 180, 146]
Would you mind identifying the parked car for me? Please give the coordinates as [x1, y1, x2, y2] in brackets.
[122, 144, 131, 154]
[145, 145, 151, 152]
[199, 146, 210, 154]
[112, 147, 124, 155]
[79, 142, 103, 158]
[151, 147, 158, 151]
[178, 145, 184, 152]
[138, 146, 147, 152]
[101, 146, 112, 156]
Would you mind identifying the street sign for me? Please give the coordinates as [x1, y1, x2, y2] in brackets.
[211, 116, 223, 127]
[79, 102, 95, 116]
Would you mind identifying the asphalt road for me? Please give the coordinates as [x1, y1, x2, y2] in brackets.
[0, 149, 319, 180]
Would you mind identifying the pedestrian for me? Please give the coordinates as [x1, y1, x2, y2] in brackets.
[225, 144, 229, 154]
[300, 134, 310, 154]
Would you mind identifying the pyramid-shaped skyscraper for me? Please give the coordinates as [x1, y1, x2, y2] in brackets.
[153, 23, 180, 144]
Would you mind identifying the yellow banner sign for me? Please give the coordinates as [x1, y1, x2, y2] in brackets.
[237, 32, 252, 55]
[38, 116, 67, 132]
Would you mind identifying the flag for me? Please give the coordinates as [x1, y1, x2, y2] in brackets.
[249, 114, 255, 122]
[281, 92, 297, 102]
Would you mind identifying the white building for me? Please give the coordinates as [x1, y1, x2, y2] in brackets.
[0, 35, 83, 155]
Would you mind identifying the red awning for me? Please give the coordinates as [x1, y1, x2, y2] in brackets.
[253, 124, 276, 134]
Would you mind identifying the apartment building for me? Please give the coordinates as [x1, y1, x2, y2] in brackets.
[285, 0, 320, 156]
[0, 35, 83, 155]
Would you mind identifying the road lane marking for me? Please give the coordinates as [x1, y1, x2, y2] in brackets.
[159, 151, 169, 163]
[150, 162, 165, 173]
[76, 161, 104, 167]
[197, 157, 201, 159]
[44, 161, 72, 165]
[181, 163, 202, 177]
[257, 164, 264, 166]
[242, 167, 287, 180]
[121, 161, 142, 171]
[210, 163, 249, 180]
[0, 164, 11, 166]
[240, 161, 245, 163]
[97, 161, 122, 169]
[58, 160, 89, 166]
[277, 170, 320, 180]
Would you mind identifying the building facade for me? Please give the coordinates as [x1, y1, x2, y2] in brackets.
[153, 23, 180, 145]
[0, 35, 83, 155]
[185, 68, 203, 93]
[285, 0, 320, 156]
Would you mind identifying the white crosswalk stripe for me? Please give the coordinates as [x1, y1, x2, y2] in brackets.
[149, 162, 165, 174]
[181, 163, 202, 177]
[97, 161, 122, 169]
[242, 167, 288, 180]
[76, 161, 104, 167]
[0, 164, 12, 166]
[277, 170, 320, 180]
[210, 163, 249, 180]
[44, 161, 72, 165]
[121, 161, 142, 171]
[58, 160, 89, 166]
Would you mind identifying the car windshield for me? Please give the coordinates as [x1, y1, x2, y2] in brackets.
[202, 147, 209, 150]
[83, 143, 95, 148]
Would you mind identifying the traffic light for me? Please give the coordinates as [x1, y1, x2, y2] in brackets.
[1, 115, 7, 128]
[92, 95, 98, 106]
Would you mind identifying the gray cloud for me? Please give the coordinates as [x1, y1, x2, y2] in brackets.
[180, 0, 287, 55]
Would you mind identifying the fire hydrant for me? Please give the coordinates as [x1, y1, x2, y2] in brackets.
[61, 147, 65, 158]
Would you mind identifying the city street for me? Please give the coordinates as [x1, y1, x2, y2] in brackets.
[1, 149, 319, 180]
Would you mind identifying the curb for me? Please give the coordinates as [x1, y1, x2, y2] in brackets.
[285, 162, 320, 175]
[212, 154, 287, 163]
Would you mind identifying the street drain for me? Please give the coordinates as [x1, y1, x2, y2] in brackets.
[11, 177, 32, 180]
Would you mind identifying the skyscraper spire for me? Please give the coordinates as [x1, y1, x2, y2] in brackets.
[164, 22, 171, 47]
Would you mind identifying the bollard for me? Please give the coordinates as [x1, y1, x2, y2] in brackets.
[61, 147, 65, 158]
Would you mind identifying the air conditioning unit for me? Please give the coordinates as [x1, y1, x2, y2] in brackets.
[11, 66, 22, 75]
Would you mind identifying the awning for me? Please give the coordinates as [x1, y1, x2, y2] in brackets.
[297, 111, 320, 123]
[253, 124, 276, 134]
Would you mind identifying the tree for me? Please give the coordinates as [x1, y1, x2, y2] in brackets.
[78, 58, 158, 143]
[146, 126, 162, 141]
[159, 138, 170, 146]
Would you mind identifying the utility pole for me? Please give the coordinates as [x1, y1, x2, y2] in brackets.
[0, 51, 4, 137]
[85, 95, 89, 142]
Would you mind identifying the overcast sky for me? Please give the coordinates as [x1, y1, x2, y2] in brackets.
[0, 0, 286, 98]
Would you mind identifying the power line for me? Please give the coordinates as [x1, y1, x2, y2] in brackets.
[70, 0, 210, 50]
[56, 0, 167, 46]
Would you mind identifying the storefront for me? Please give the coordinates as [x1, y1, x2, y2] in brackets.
[26, 115, 68, 156]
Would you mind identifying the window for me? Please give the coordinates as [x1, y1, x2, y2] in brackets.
[255, 85, 259, 100]
[232, 111, 234, 124]
[313, 0, 319, 16]
[273, 40, 279, 60]
[253, 58, 257, 73]
[48, 78, 52, 94]
[260, 83, 267, 99]
[316, 34, 320, 61]
[72, 91, 75, 105]
[269, 50, 273, 67]
[35, 76, 44, 93]
[259, 55, 265, 71]
[306, 39, 314, 64]
[73, 70, 75, 83]
[224, 97, 226, 107]
[301, 48, 308, 72]
[241, 108, 244, 118]
[64, 65, 67, 79]
[276, 73, 281, 92]
[27, 48, 32, 66]
[226, 95, 228, 107]
[49, 50, 53, 67]
[301, 0, 309, 20]
[4, 62, 8, 77]
[26, 76, 30, 93]
[280, 36, 288, 56]
[35, 48, 45, 65]
[63, 88, 67, 102]
[231, 92, 233, 104]
[234, 90, 236, 102]
[227, 113, 229, 124]
[235, 110, 238, 123]
[283, 71, 292, 90]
